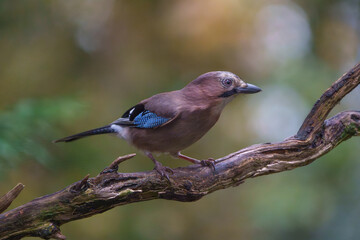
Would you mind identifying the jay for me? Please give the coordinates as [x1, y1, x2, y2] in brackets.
[54, 71, 261, 179]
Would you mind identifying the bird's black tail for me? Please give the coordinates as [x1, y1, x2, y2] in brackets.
[53, 125, 116, 143]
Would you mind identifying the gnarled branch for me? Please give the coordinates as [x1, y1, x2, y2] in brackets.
[0, 64, 359, 240]
[0, 183, 24, 214]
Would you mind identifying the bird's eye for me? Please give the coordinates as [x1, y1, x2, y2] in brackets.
[222, 78, 233, 88]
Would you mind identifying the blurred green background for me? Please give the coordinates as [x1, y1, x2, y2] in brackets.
[1, 0, 360, 239]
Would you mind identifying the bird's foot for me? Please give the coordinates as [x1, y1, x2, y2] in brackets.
[200, 158, 216, 171]
[153, 161, 174, 182]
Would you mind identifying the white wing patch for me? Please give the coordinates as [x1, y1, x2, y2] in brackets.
[129, 108, 135, 115]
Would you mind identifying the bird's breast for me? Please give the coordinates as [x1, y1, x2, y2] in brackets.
[127, 106, 222, 154]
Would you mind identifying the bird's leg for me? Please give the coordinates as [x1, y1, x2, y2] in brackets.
[145, 152, 173, 181]
[176, 152, 216, 171]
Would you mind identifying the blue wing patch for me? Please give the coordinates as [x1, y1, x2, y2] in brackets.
[133, 110, 170, 128]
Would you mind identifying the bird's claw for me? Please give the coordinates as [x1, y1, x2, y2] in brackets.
[154, 162, 173, 182]
[200, 158, 216, 171]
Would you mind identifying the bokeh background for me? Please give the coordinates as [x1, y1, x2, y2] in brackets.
[1, 0, 360, 239]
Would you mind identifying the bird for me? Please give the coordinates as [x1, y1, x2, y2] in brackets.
[54, 71, 261, 180]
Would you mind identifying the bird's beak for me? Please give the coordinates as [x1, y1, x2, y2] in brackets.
[235, 83, 262, 94]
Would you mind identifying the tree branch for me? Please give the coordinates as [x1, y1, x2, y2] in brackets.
[296, 63, 360, 139]
[0, 183, 24, 214]
[1, 64, 360, 240]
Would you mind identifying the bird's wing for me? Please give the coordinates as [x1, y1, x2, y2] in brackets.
[112, 103, 178, 129]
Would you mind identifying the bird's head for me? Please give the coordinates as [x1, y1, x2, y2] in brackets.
[184, 71, 261, 103]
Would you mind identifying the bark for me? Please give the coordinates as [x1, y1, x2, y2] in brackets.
[0, 64, 359, 240]
[0, 184, 24, 214]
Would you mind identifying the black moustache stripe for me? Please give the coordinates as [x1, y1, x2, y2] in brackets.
[218, 88, 237, 98]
